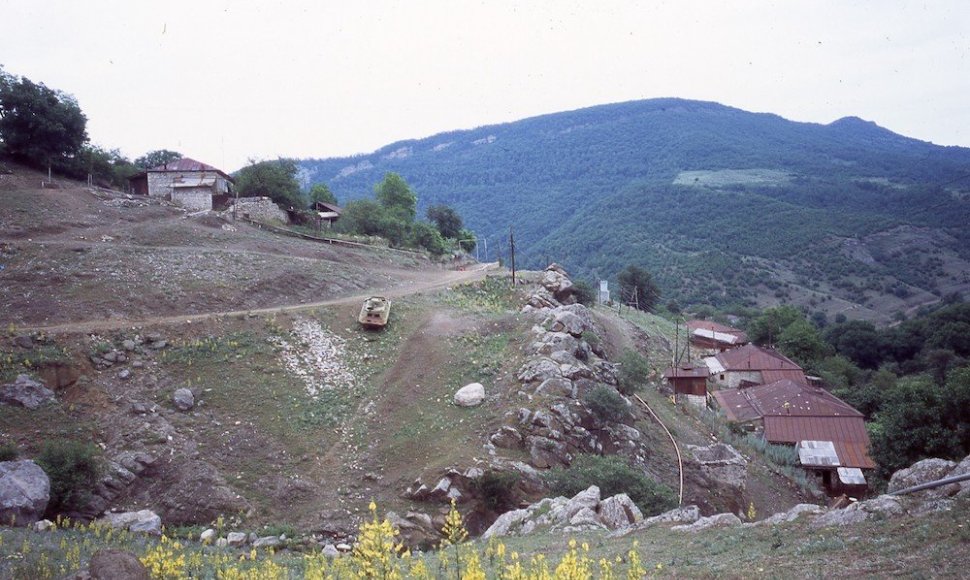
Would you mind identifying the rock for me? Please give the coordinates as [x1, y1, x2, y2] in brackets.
[888, 458, 958, 499]
[336, 543, 352, 552]
[813, 494, 906, 528]
[0, 374, 55, 409]
[99, 510, 162, 536]
[122, 340, 137, 352]
[33, 518, 54, 532]
[598, 494, 643, 529]
[517, 358, 561, 384]
[253, 535, 281, 548]
[0, 460, 50, 526]
[88, 548, 150, 580]
[686, 443, 747, 493]
[118, 369, 131, 381]
[200, 528, 217, 543]
[568, 506, 604, 528]
[672, 513, 742, 532]
[428, 476, 452, 501]
[216, 538, 228, 547]
[564, 486, 601, 519]
[751, 504, 825, 526]
[148, 340, 168, 350]
[547, 310, 587, 337]
[227, 531, 248, 547]
[527, 436, 570, 469]
[173, 388, 194, 411]
[13, 335, 33, 349]
[386, 511, 441, 549]
[535, 377, 575, 398]
[454, 383, 485, 407]
[481, 508, 532, 539]
[322, 544, 340, 557]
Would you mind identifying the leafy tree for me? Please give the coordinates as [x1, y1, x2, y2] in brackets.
[426, 204, 463, 239]
[747, 305, 803, 346]
[234, 158, 303, 208]
[337, 199, 386, 237]
[456, 227, 477, 253]
[616, 349, 652, 395]
[823, 320, 885, 369]
[583, 386, 629, 423]
[134, 149, 182, 169]
[572, 280, 596, 306]
[617, 265, 660, 312]
[0, 73, 87, 170]
[60, 144, 139, 188]
[309, 182, 338, 206]
[374, 172, 417, 222]
[409, 221, 448, 256]
[776, 318, 831, 365]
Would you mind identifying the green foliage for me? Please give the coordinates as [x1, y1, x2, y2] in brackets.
[308, 182, 338, 206]
[234, 158, 303, 208]
[457, 227, 477, 253]
[747, 305, 803, 346]
[617, 265, 660, 312]
[408, 221, 448, 256]
[546, 454, 677, 516]
[0, 72, 87, 168]
[36, 440, 102, 516]
[823, 320, 885, 369]
[57, 144, 138, 188]
[470, 470, 520, 512]
[571, 280, 596, 307]
[374, 171, 417, 222]
[426, 204, 463, 239]
[616, 349, 651, 395]
[776, 318, 831, 365]
[0, 442, 18, 461]
[133, 149, 182, 169]
[583, 385, 628, 423]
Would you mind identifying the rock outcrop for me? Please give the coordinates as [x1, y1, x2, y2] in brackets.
[99, 509, 163, 536]
[481, 486, 643, 538]
[0, 460, 50, 526]
[0, 374, 55, 409]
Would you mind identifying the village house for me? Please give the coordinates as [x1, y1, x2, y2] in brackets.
[663, 364, 710, 407]
[712, 378, 875, 495]
[704, 343, 807, 388]
[686, 319, 748, 354]
[129, 157, 234, 211]
[312, 201, 343, 229]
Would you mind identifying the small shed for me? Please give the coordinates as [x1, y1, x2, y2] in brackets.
[312, 201, 343, 229]
[663, 364, 709, 407]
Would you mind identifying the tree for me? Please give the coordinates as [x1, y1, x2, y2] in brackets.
[617, 265, 660, 312]
[309, 183, 338, 206]
[776, 318, 831, 365]
[409, 221, 447, 256]
[747, 305, 803, 346]
[426, 204, 463, 239]
[0, 73, 87, 170]
[234, 158, 303, 208]
[823, 320, 885, 369]
[374, 172, 417, 222]
[134, 149, 182, 169]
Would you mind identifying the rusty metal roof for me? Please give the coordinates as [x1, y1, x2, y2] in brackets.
[139, 157, 234, 182]
[715, 379, 861, 419]
[764, 416, 875, 469]
[664, 365, 710, 379]
[714, 344, 802, 372]
[687, 320, 748, 343]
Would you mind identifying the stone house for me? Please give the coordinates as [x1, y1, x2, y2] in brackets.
[704, 343, 806, 389]
[129, 157, 234, 211]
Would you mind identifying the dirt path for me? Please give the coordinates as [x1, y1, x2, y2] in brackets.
[23, 263, 497, 335]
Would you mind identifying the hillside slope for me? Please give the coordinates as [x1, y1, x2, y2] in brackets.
[299, 98, 970, 322]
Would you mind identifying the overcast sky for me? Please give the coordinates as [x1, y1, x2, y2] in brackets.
[2, 1, 968, 172]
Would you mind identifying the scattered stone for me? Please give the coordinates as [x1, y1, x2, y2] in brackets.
[99, 509, 162, 536]
[253, 535, 281, 548]
[88, 548, 151, 580]
[0, 374, 55, 409]
[216, 538, 229, 548]
[13, 335, 33, 349]
[336, 543, 352, 552]
[0, 460, 50, 526]
[322, 544, 340, 557]
[751, 504, 825, 526]
[672, 512, 743, 532]
[33, 519, 54, 532]
[813, 494, 906, 528]
[173, 388, 194, 411]
[200, 528, 217, 543]
[118, 369, 132, 381]
[227, 531, 248, 547]
[122, 339, 137, 352]
[454, 383, 486, 407]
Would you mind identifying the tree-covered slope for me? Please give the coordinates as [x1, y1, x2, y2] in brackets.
[299, 98, 970, 321]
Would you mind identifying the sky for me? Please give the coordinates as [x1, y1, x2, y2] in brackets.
[2, 1, 968, 172]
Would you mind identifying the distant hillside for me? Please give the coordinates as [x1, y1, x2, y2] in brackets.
[299, 99, 970, 322]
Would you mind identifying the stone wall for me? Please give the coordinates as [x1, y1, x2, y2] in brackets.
[171, 187, 213, 211]
[230, 197, 289, 224]
[147, 171, 231, 199]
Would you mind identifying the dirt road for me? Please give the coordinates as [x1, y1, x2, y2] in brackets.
[23, 263, 497, 335]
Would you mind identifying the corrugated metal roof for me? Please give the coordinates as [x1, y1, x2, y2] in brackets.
[715, 344, 803, 372]
[692, 328, 741, 344]
[663, 365, 710, 379]
[144, 157, 233, 181]
[686, 320, 748, 342]
[838, 467, 867, 485]
[711, 389, 761, 422]
[764, 416, 875, 469]
[761, 369, 809, 384]
[798, 440, 840, 467]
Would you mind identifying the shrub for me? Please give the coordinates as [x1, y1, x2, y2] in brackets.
[470, 470, 520, 512]
[583, 386, 628, 423]
[546, 454, 677, 516]
[572, 280, 597, 306]
[616, 349, 651, 395]
[0, 442, 18, 461]
[36, 440, 102, 516]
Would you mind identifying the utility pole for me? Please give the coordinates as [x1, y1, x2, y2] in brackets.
[509, 226, 516, 286]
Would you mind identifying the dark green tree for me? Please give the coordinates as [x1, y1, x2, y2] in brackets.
[617, 265, 660, 312]
[426, 204, 463, 239]
[0, 73, 87, 170]
[777, 318, 831, 365]
[309, 183, 338, 206]
[234, 158, 303, 208]
[409, 221, 448, 256]
[823, 320, 885, 369]
[747, 305, 803, 346]
[134, 149, 182, 169]
[374, 172, 417, 222]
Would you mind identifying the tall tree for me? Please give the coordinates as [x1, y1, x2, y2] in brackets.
[426, 204, 463, 239]
[0, 73, 87, 170]
[234, 158, 303, 208]
[374, 172, 417, 222]
[617, 265, 660, 312]
[309, 183, 338, 206]
[134, 149, 182, 169]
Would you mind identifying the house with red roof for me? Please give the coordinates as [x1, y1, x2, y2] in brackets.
[129, 157, 234, 211]
[686, 319, 748, 353]
[704, 343, 807, 389]
[712, 378, 874, 494]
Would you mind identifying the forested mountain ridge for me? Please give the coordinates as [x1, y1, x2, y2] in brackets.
[299, 98, 970, 323]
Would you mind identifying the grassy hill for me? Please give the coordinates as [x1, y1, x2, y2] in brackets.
[299, 99, 970, 323]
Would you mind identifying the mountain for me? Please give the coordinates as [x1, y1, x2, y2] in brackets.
[298, 99, 970, 322]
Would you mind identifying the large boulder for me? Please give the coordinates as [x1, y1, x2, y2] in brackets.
[0, 460, 50, 526]
[88, 549, 151, 580]
[99, 509, 162, 535]
[813, 494, 906, 528]
[540, 264, 575, 302]
[888, 458, 959, 499]
[598, 493, 643, 529]
[173, 388, 194, 411]
[0, 374, 55, 409]
[454, 383, 486, 407]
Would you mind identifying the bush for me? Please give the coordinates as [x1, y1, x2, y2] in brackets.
[0, 442, 18, 461]
[470, 470, 520, 512]
[36, 440, 102, 516]
[583, 386, 629, 423]
[616, 349, 651, 395]
[572, 280, 597, 306]
[546, 454, 677, 516]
